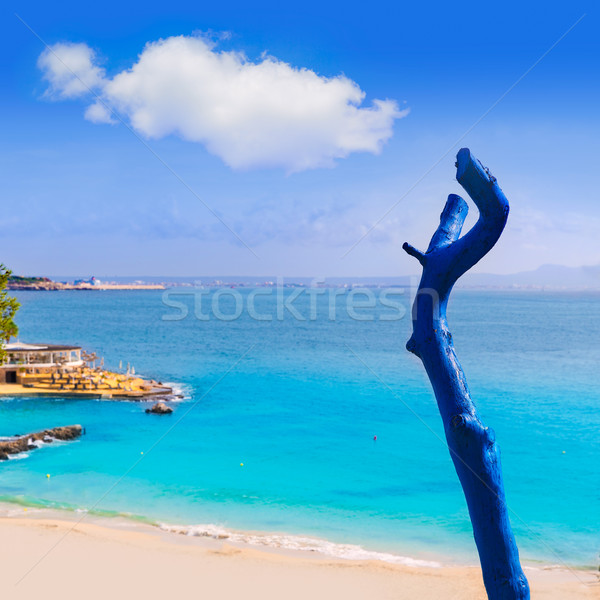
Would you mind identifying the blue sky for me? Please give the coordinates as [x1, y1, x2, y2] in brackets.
[1, 1, 598, 277]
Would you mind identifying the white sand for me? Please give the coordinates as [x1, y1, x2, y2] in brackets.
[0, 513, 597, 599]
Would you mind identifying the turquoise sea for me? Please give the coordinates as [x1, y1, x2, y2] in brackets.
[1, 289, 598, 568]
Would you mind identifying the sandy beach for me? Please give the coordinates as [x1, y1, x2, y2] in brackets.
[0, 512, 597, 599]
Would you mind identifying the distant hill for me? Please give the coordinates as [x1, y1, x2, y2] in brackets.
[459, 264, 600, 290]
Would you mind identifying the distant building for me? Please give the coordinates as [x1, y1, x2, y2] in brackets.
[0, 343, 83, 384]
[73, 276, 101, 286]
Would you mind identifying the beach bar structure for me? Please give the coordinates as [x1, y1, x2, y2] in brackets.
[0, 342, 173, 398]
[0, 343, 83, 384]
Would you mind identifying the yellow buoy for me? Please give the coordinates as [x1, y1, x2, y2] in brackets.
[46, 474, 50, 478]
[240, 463, 244, 467]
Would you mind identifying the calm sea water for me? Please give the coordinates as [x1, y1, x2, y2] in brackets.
[1, 289, 598, 567]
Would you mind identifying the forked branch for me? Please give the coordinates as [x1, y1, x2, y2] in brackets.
[402, 149, 529, 600]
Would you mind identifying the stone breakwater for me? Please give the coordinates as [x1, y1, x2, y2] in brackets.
[0, 425, 82, 460]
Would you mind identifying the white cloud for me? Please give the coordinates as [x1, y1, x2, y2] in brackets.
[38, 42, 106, 99]
[38, 35, 406, 171]
[84, 101, 116, 124]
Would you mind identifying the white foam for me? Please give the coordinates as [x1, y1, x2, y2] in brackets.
[6, 452, 30, 460]
[163, 382, 189, 402]
[158, 523, 441, 567]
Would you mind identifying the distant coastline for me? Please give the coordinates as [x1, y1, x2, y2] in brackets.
[8, 276, 164, 291]
[8, 262, 600, 291]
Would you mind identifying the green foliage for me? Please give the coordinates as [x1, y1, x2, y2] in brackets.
[0, 265, 20, 363]
[8, 275, 51, 285]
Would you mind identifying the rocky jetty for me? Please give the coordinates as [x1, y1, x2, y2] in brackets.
[145, 402, 173, 415]
[0, 425, 82, 460]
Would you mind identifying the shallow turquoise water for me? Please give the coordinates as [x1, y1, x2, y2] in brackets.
[1, 289, 598, 567]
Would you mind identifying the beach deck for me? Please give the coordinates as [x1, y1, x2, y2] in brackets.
[0, 343, 173, 399]
[0, 382, 173, 399]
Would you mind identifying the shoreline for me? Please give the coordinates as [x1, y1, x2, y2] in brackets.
[8, 284, 165, 291]
[0, 499, 447, 569]
[1, 505, 597, 599]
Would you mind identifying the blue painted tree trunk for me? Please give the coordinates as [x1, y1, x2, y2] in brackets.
[403, 149, 530, 599]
